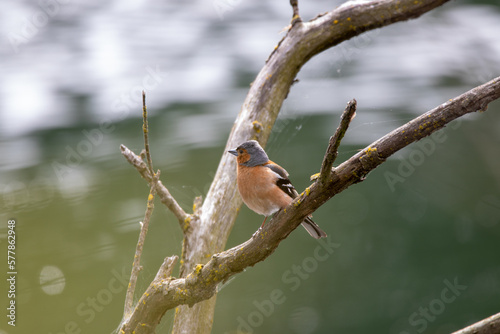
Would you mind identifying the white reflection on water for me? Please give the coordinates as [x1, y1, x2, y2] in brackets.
[2, 1, 500, 141]
[40, 265, 66, 295]
[57, 167, 91, 203]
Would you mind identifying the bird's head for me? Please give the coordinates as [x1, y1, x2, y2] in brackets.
[228, 140, 269, 166]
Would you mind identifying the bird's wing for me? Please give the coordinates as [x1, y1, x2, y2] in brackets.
[265, 162, 298, 199]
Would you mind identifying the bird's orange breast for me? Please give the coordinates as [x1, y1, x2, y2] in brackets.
[237, 164, 292, 216]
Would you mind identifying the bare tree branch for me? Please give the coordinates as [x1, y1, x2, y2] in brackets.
[141, 91, 154, 175]
[271, 77, 500, 237]
[451, 312, 500, 334]
[318, 99, 357, 184]
[120, 145, 189, 227]
[122, 92, 163, 319]
[123, 179, 157, 318]
[119, 76, 500, 333]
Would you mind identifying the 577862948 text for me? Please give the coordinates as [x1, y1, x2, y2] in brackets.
[7, 219, 17, 327]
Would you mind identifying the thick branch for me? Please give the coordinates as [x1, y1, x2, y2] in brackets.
[121, 76, 500, 332]
[451, 312, 500, 334]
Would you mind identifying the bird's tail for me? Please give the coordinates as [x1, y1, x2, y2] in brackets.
[301, 217, 327, 239]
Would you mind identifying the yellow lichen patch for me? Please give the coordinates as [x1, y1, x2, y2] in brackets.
[174, 288, 188, 300]
[292, 14, 300, 21]
[347, 17, 351, 21]
[148, 193, 154, 201]
[294, 199, 302, 206]
[252, 120, 263, 133]
[333, 19, 338, 24]
[195, 264, 204, 275]
[365, 147, 377, 154]
[192, 203, 197, 212]
[310, 172, 320, 181]
[305, 187, 311, 196]
[183, 215, 192, 231]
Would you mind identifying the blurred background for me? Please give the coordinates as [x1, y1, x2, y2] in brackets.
[1, 0, 499, 333]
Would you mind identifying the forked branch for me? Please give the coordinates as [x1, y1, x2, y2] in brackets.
[119, 76, 500, 333]
[120, 146, 188, 226]
[117, 0, 500, 332]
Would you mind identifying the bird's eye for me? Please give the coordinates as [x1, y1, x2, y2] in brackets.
[238, 149, 243, 154]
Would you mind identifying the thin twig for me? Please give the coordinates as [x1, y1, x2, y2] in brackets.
[123, 178, 157, 317]
[318, 99, 357, 184]
[121, 145, 189, 226]
[142, 91, 154, 175]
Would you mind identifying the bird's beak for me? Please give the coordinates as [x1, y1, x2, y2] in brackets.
[228, 149, 238, 156]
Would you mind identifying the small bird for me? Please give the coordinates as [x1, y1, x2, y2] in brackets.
[228, 140, 327, 239]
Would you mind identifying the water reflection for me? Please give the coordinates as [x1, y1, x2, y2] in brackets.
[39, 265, 66, 295]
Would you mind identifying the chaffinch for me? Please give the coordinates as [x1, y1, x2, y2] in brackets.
[228, 140, 327, 239]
